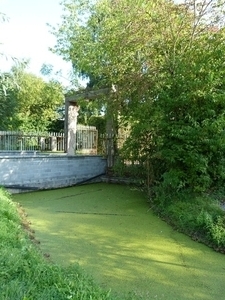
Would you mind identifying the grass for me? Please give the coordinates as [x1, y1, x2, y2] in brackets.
[13, 183, 225, 300]
[0, 187, 113, 300]
[152, 188, 225, 253]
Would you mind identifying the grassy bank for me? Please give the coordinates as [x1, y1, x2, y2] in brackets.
[152, 187, 225, 253]
[0, 187, 113, 300]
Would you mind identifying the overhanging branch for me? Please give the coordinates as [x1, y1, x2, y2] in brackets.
[65, 87, 112, 102]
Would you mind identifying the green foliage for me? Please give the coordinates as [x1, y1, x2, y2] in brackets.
[0, 72, 19, 130]
[0, 187, 114, 300]
[0, 13, 22, 130]
[77, 98, 105, 126]
[52, 0, 225, 194]
[89, 115, 106, 135]
[11, 67, 64, 132]
[152, 189, 225, 252]
[0, 65, 64, 132]
[197, 210, 225, 247]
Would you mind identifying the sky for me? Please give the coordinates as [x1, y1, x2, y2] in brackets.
[0, 0, 73, 86]
[0, 0, 185, 87]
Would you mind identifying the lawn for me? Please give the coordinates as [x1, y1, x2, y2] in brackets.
[14, 183, 225, 300]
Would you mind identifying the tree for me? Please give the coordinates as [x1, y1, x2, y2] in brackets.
[5, 66, 64, 132]
[0, 72, 19, 130]
[0, 13, 19, 129]
[52, 0, 225, 194]
[0, 13, 64, 133]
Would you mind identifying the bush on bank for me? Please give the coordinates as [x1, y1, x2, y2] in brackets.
[151, 187, 225, 253]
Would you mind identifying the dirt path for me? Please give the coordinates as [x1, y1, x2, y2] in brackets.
[13, 183, 225, 300]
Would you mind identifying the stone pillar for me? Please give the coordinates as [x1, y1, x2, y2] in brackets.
[65, 101, 79, 155]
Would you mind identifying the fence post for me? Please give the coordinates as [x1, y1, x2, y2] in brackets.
[51, 136, 57, 151]
[40, 137, 45, 151]
[106, 117, 115, 168]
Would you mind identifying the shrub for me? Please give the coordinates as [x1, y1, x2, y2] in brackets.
[152, 189, 225, 253]
[197, 210, 225, 248]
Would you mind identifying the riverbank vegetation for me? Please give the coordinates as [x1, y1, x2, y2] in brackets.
[0, 188, 113, 300]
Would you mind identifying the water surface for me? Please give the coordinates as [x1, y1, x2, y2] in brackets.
[14, 183, 225, 299]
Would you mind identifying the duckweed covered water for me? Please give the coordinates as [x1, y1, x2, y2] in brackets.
[14, 183, 225, 300]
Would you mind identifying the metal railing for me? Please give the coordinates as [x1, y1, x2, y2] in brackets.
[0, 125, 98, 154]
[76, 125, 98, 154]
